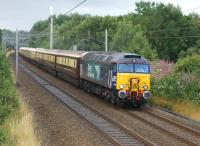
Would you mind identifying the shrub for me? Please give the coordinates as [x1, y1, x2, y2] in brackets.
[175, 55, 200, 76]
[151, 60, 174, 79]
[151, 55, 200, 104]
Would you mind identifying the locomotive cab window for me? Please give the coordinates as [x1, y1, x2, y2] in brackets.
[118, 64, 134, 73]
[134, 64, 149, 73]
[118, 63, 150, 73]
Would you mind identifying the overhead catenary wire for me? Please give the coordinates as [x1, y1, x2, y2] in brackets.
[148, 26, 197, 33]
[183, 6, 200, 12]
[64, 0, 87, 15]
[150, 35, 200, 39]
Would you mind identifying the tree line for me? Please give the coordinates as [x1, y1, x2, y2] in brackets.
[1, 1, 200, 61]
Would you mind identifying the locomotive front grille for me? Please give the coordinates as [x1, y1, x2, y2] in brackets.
[130, 78, 139, 89]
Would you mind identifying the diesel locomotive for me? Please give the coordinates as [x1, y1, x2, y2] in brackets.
[19, 47, 151, 107]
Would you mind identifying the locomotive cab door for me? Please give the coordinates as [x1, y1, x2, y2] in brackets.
[111, 63, 117, 88]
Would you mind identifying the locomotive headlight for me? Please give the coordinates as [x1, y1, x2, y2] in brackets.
[144, 85, 148, 90]
[119, 84, 124, 89]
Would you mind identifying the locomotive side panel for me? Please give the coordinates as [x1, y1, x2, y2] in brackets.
[81, 60, 110, 88]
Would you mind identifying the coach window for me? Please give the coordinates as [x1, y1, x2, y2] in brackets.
[74, 60, 76, 68]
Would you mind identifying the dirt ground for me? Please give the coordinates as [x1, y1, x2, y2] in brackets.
[9, 55, 112, 146]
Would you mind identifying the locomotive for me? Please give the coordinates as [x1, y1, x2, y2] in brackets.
[19, 47, 151, 107]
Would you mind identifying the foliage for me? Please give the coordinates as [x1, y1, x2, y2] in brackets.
[0, 51, 18, 144]
[110, 21, 157, 60]
[178, 46, 200, 58]
[175, 55, 200, 76]
[134, 1, 200, 61]
[151, 55, 200, 104]
[28, 2, 200, 61]
[151, 60, 174, 79]
[151, 73, 200, 104]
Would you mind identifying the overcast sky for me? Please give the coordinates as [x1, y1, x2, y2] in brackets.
[0, 0, 200, 31]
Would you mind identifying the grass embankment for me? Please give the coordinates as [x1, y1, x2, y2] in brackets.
[3, 98, 40, 146]
[151, 56, 200, 121]
[0, 51, 40, 146]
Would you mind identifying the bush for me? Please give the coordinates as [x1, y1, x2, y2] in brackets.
[179, 47, 200, 58]
[152, 73, 200, 103]
[175, 55, 200, 76]
[151, 55, 200, 104]
[0, 51, 18, 144]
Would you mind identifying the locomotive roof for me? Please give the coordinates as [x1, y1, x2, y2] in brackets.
[20, 47, 87, 58]
[82, 52, 149, 64]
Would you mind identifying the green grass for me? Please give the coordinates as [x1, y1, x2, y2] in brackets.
[0, 51, 19, 144]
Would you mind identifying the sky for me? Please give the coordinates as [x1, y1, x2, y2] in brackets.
[0, 0, 200, 31]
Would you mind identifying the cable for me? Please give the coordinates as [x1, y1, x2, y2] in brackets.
[148, 26, 197, 33]
[183, 6, 200, 12]
[64, 0, 87, 15]
[150, 35, 200, 39]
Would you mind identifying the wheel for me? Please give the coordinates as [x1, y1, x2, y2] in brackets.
[86, 86, 90, 93]
[134, 100, 141, 108]
[110, 94, 117, 104]
[104, 94, 110, 102]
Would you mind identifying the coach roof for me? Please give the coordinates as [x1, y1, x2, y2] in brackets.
[20, 47, 87, 58]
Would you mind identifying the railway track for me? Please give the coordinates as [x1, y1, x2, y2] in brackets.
[143, 108, 200, 136]
[126, 109, 200, 146]
[20, 63, 156, 146]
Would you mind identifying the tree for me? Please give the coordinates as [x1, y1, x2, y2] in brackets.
[111, 21, 157, 60]
[28, 1, 200, 62]
[134, 1, 200, 61]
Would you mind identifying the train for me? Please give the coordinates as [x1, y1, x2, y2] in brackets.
[19, 47, 151, 107]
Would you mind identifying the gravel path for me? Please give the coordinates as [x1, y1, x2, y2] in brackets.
[9, 54, 112, 146]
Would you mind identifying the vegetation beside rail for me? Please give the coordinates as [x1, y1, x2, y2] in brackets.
[0, 51, 40, 146]
[0, 51, 18, 144]
[150, 55, 200, 120]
